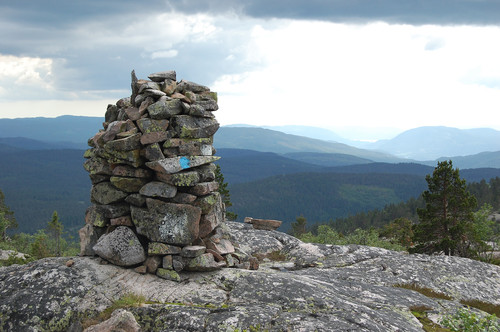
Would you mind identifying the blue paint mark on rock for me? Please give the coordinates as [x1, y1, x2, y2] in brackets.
[179, 157, 191, 169]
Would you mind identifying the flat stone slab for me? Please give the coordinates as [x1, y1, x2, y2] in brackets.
[146, 156, 220, 174]
[244, 217, 282, 231]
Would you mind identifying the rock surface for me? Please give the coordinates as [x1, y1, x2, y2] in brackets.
[1, 221, 499, 331]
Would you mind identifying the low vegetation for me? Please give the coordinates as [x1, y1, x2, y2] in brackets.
[0, 190, 79, 265]
[293, 163, 500, 265]
[441, 307, 500, 332]
[82, 293, 147, 329]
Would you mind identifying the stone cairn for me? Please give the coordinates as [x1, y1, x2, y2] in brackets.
[80, 70, 253, 282]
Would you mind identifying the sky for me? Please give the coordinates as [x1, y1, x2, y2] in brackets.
[1, 0, 500, 140]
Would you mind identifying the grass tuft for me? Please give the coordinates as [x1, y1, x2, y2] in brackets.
[394, 283, 453, 300]
[459, 299, 500, 316]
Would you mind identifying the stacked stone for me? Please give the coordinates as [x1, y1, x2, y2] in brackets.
[80, 70, 242, 281]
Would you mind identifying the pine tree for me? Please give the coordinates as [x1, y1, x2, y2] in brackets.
[412, 160, 477, 257]
[0, 189, 17, 241]
[47, 211, 63, 256]
[215, 164, 238, 220]
[291, 215, 307, 237]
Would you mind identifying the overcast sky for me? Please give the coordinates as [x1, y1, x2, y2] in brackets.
[1, 0, 499, 140]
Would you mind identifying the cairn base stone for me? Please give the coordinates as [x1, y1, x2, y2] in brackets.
[131, 200, 201, 246]
[93, 226, 146, 267]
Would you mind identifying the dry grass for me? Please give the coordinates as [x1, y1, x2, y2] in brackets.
[393, 283, 453, 300]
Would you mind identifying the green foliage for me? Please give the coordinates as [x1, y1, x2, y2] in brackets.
[380, 217, 414, 250]
[47, 211, 63, 256]
[300, 224, 405, 251]
[0, 188, 17, 241]
[82, 293, 146, 329]
[30, 230, 51, 259]
[410, 305, 451, 332]
[468, 177, 500, 211]
[291, 215, 307, 237]
[231, 172, 427, 229]
[441, 307, 500, 332]
[412, 160, 478, 257]
[0, 251, 33, 267]
[0, 149, 90, 234]
[215, 164, 238, 220]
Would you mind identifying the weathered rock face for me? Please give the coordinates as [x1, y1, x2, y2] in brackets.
[1, 222, 499, 331]
[80, 70, 233, 275]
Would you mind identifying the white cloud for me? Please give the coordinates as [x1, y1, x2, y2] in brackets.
[0, 54, 54, 93]
[151, 49, 179, 59]
[213, 21, 500, 132]
[0, 99, 116, 118]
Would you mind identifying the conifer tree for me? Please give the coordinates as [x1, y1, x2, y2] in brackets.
[47, 211, 63, 256]
[215, 164, 238, 220]
[0, 189, 17, 241]
[412, 160, 477, 257]
[291, 215, 307, 237]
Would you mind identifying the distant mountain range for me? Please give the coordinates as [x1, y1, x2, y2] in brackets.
[0, 115, 499, 233]
[367, 126, 500, 160]
[1, 116, 499, 163]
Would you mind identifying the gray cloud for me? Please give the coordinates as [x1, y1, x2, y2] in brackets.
[167, 0, 500, 25]
[1, 0, 499, 103]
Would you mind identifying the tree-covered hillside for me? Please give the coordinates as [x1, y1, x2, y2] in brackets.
[0, 148, 90, 234]
[228, 172, 428, 231]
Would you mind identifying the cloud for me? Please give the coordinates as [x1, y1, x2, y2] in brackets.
[151, 50, 179, 59]
[213, 21, 500, 130]
[0, 54, 55, 99]
[165, 0, 500, 25]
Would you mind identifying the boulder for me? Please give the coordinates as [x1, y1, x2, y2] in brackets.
[93, 226, 146, 267]
[131, 199, 201, 245]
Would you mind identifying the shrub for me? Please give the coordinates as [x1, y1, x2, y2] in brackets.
[441, 306, 500, 332]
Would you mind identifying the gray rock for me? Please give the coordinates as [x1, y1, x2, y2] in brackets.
[181, 245, 206, 258]
[139, 181, 177, 199]
[85, 205, 108, 227]
[198, 197, 223, 238]
[124, 194, 146, 207]
[93, 226, 146, 267]
[96, 203, 130, 218]
[90, 182, 128, 205]
[146, 156, 220, 174]
[144, 143, 165, 161]
[184, 253, 223, 272]
[148, 70, 176, 82]
[1, 222, 500, 331]
[84, 309, 140, 332]
[103, 133, 142, 151]
[155, 170, 200, 187]
[131, 199, 201, 245]
[189, 181, 219, 196]
[110, 176, 149, 193]
[176, 79, 210, 93]
[112, 165, 152, 178]
[147, 99, 183, 119]
[171, 115, 219, 138]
